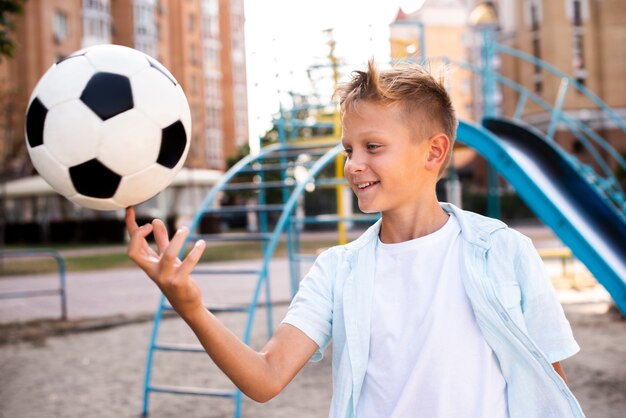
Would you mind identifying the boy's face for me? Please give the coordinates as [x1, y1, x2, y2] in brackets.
[341, 101, 442, 215]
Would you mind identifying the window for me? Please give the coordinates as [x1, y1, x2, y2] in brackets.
[82, 0, 112, 46]
[53, 10, 68, 43]
[190, 44, 197, 65]
[569, 0, 587, 85]
[524, 0, 543, 93]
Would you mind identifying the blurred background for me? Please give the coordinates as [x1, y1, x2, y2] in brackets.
[0, 0, 623, 245]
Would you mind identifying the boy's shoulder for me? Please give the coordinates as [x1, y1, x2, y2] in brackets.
[442, 203, 531, 249]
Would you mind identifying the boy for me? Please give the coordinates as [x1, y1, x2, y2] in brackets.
[126, 61, 584, 417]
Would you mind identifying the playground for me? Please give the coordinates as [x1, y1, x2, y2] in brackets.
[1, 244, 625, 417]
[2, 2, 626, 418]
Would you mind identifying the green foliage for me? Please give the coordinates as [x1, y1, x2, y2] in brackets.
[0, 0, 26, 61]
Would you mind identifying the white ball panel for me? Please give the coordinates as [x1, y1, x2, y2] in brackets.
[69, 194, 125, 211]
[84, 44, 149, 76]
[131, 67, 189, 128]
[29, 56, 96, 108]
[175, 84, 192, 137]
[44, 100, 101, 167]
[98, 109, 161, 176]
[145, 55, 178, 84]
[113, 163, 177, 207]
[27, 146, 76, 197]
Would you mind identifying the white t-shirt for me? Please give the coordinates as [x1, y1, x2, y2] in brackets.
[356, 214, 508, 418]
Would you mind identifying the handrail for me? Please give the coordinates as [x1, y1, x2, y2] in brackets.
[0, 249, 67, 320]
[429, 55, 626, 171]
[494, 43, 626, 135]
[423, 54, 626, 213]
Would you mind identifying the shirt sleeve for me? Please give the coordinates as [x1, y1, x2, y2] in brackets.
[515, 236, 580, 363]
[282, 248, 336, 362]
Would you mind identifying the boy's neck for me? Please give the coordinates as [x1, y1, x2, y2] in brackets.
[379, 199, 449, 244]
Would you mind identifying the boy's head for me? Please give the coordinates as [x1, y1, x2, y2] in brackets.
[336, 60, 457, 178]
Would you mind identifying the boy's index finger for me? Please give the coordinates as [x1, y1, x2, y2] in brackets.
[125, 207, 139, 233]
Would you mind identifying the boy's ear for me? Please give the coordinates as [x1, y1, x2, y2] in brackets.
[425, 134, 450, 170]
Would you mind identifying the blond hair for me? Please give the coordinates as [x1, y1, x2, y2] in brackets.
[335, 60, 457, 177]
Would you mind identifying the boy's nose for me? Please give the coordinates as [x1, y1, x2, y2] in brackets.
[345, 156, 366, 174]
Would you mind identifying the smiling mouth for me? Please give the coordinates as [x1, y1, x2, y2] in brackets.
[356, 181, 380, 190]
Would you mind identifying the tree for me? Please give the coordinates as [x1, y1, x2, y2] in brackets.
[0, 0, 25, 61]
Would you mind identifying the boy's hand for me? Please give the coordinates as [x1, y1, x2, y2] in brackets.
[125, 207, 207, 320]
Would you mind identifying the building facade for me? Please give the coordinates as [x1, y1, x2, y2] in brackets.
[0, 0, 248, 174]
[497, 0, 626, 159]
[389, 0, 625, 189]
[389, 0, 475, 122]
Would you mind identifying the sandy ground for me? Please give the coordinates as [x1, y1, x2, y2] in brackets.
[1, 293, 625, 418]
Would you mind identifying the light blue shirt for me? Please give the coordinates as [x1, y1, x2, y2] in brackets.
[283, 203, 584, 418]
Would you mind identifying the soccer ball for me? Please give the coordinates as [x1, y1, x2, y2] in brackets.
[25, 44, 191, 211]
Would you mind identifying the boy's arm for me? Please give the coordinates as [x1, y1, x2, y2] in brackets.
[125, 208, 318, 402]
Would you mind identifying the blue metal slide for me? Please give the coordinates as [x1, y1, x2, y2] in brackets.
[457, 118, 626, 315]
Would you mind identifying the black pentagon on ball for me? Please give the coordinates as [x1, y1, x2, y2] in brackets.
[56, 50, 87, 65]
[26, 98, 48, 148]
[157, 120, 187, 169]
[80, 72, 134, 121]
[69, 159, 122, 199]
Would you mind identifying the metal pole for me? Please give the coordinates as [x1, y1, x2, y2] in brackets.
[482, 28, 501, 219]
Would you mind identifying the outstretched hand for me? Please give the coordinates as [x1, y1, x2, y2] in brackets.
[125, 207, 207, 319]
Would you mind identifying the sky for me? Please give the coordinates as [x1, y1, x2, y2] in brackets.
[243, 0, 426, 149]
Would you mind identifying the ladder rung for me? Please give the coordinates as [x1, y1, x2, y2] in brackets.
[254, 149, 331, 160]
[153, 343, 205, 353]
[237, 161, 315, 173]
[314, 178, 348, 186]
[202, 204, 285, 214]
[290, 254, 318, 262]
[163, 304, 249, 313]
[148, 385, 236, 398]
[191, 233, 272, 242]
[192, 268, 262, 275]
[222, 180, 296, 191]
[291, 214, 380, 224]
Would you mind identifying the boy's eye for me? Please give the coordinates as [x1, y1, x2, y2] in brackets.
[343, 148, 352, 157]
[366, 144, 380, 151]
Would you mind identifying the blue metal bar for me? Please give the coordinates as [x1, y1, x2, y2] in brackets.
[258, 145, 345, 297]
[288, 218, 302, 298]
[0, 249, 67, 320]
[148, 385, 235, 398]
[513, 91, 528, 120]
[314, 177, 348, 186]
[256, 163, 273, 339]
[427, 55, 626, 177]
[426, 55, 626, 207]
[546, 78, 570, 140]
[494, 43, 626, 136]
[291, 215, 380, 224]
[143, 294, 165, 417]
[480, 28, 501, 219]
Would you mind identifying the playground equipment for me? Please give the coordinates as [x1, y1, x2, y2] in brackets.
[463, 117, 626, 315]
[0, 249, 67, 320]
[140, 138, 347, 417]
[140, 28, 626, 418]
